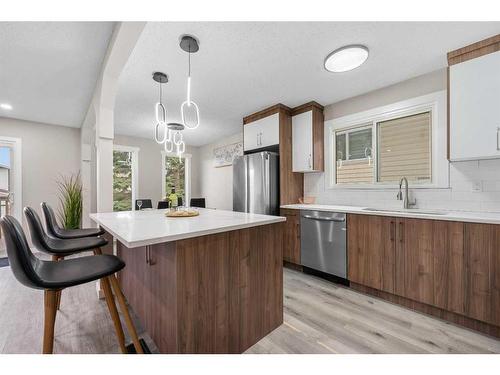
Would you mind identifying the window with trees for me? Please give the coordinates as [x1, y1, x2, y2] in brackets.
[113, 147, 137, 211]
[163, 154, 191, 206]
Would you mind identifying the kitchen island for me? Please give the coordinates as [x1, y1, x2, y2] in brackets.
[90, 208, 285, 354]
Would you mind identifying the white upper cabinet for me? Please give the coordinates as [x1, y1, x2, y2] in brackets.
[450, 50, 500, 161]
[291, 103, 324, 172]
[243, 113, 280, 151]
[292, 111, 313, 172]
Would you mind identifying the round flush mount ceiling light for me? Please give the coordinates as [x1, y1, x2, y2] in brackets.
[0, 103, 13, 110]
[324, 45, 369, 73]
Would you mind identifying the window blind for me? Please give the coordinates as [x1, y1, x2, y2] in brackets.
[377, 112, 431, 183]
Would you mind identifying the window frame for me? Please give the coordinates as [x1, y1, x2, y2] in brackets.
[113, 144, 139, 211]
[326, 91, 448, 190]
[161, 151, 192, 206]
[335, 123, 374, 163]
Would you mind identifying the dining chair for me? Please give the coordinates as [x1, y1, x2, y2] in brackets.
[135, 199, 152, 210]
[190, 198, 206, 208]
[157, 201, 169, 209]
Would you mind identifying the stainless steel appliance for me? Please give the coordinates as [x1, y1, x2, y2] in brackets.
[233, 152, 279, 215]
[300, 210, 347, 278]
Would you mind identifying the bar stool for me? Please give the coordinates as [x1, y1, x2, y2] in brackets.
[0, 215, 144, 354]
[41, 202, 105, 239]
[24, 206, 107, 309]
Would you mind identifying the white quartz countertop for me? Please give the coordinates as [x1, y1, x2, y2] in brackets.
[90, 208, 285, 248]
[281, 204, 500, 225]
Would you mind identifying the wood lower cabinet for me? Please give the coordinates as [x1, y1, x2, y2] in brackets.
[348, 213, 500, 332]
[348, 214, 396, 294]
[398, 218, 465, 315]
[281, 208, 301, 265]
[118, 245, 152, 329]
[464, 223, 500, 326]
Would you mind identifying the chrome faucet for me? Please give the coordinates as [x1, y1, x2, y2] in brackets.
[397, 177, 416, 209]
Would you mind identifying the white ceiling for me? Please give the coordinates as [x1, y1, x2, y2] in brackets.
[115, 22, 500, 146]
[0, 22, 114, 127]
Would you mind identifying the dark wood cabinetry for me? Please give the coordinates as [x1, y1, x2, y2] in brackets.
[348, 213, 500, 336]
[118, 224, 284, 353]
[348, 214, 396, 294]
[464, 223, 500, 326]
[280, 208, 301, 265]
[398, 218, 465, 314]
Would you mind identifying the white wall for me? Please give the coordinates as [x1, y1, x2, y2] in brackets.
[198, 133, 243, 210]
[0, 117, 81, 217]
[113, 134, 200, 207]
[305, 69, 500, 213]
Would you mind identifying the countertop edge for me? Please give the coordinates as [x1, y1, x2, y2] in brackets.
[280, 204, 500, 225]
[90, 214, 286, 248]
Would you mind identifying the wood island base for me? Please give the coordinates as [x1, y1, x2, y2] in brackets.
[117, 222, 284, 353]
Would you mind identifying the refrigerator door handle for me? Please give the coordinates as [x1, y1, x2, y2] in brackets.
[245, 155, 249, 212]
[264, 153, 270, 213]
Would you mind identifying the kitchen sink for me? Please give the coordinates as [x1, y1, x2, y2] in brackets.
[363, 208, 447, 215]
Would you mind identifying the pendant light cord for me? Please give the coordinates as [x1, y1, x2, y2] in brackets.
[159, 81, 162, 104]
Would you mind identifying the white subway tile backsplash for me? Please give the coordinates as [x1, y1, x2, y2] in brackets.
[304, 159, 500, 213]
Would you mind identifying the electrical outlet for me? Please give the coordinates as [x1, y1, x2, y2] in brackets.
[472, 181, 482, 192]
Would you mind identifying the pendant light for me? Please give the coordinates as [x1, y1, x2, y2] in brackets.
[152, 72, 169, 144]
[166, 122, 186, 159]
[180, 35, 200, 130]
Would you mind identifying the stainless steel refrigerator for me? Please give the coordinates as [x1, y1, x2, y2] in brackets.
[233, 152, 279, 215]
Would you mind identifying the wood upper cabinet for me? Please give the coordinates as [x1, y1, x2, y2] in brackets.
[291, 102, 324, 172]
[243, 112, 280, 151]
[397, 218, 465, 315]
[448, 34, 500, 161]
[464, 223, 500, 326]
[348, 214, 396, 294]
[280, 208, 301, 265]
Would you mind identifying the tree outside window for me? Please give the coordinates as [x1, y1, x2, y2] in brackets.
[113, 150, 132, 211]
[165, 156, 185, 201]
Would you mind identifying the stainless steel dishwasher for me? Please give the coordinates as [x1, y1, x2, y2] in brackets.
[300, 210, 347, 278]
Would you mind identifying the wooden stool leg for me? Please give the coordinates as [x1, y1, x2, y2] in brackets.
[43, 289, 58, 354]
[51, 255, 64, 310]
[101, 277, 127, 353]
[109, 275, 144, 354]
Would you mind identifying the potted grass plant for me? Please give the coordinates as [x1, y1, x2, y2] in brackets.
[57, 172, 83, 229]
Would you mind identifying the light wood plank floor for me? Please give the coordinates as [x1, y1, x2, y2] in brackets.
[0, 264, 498, 354]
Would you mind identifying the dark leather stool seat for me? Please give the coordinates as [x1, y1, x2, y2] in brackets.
[34, 254, 124, 290]
[41, 202, 105, 239]
[25, 206, 108, 256]
[0, 214, 143, 354]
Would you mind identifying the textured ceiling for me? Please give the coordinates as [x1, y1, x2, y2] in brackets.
[115, 22, 500, 146]
[0, 22, 115, 127]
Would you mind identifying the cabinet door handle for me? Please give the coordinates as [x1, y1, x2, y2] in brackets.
[145, 246, 149, 265]
[497, 127, 500, 151]
[308, 154, 312, 170]
[390, 221, 395, 241]
[399, 222, 404, 243]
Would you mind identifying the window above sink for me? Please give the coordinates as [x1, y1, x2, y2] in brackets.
[325, 91, 449, 190]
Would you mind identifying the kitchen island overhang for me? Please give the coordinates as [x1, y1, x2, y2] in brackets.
[90, 208, 285, 353]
